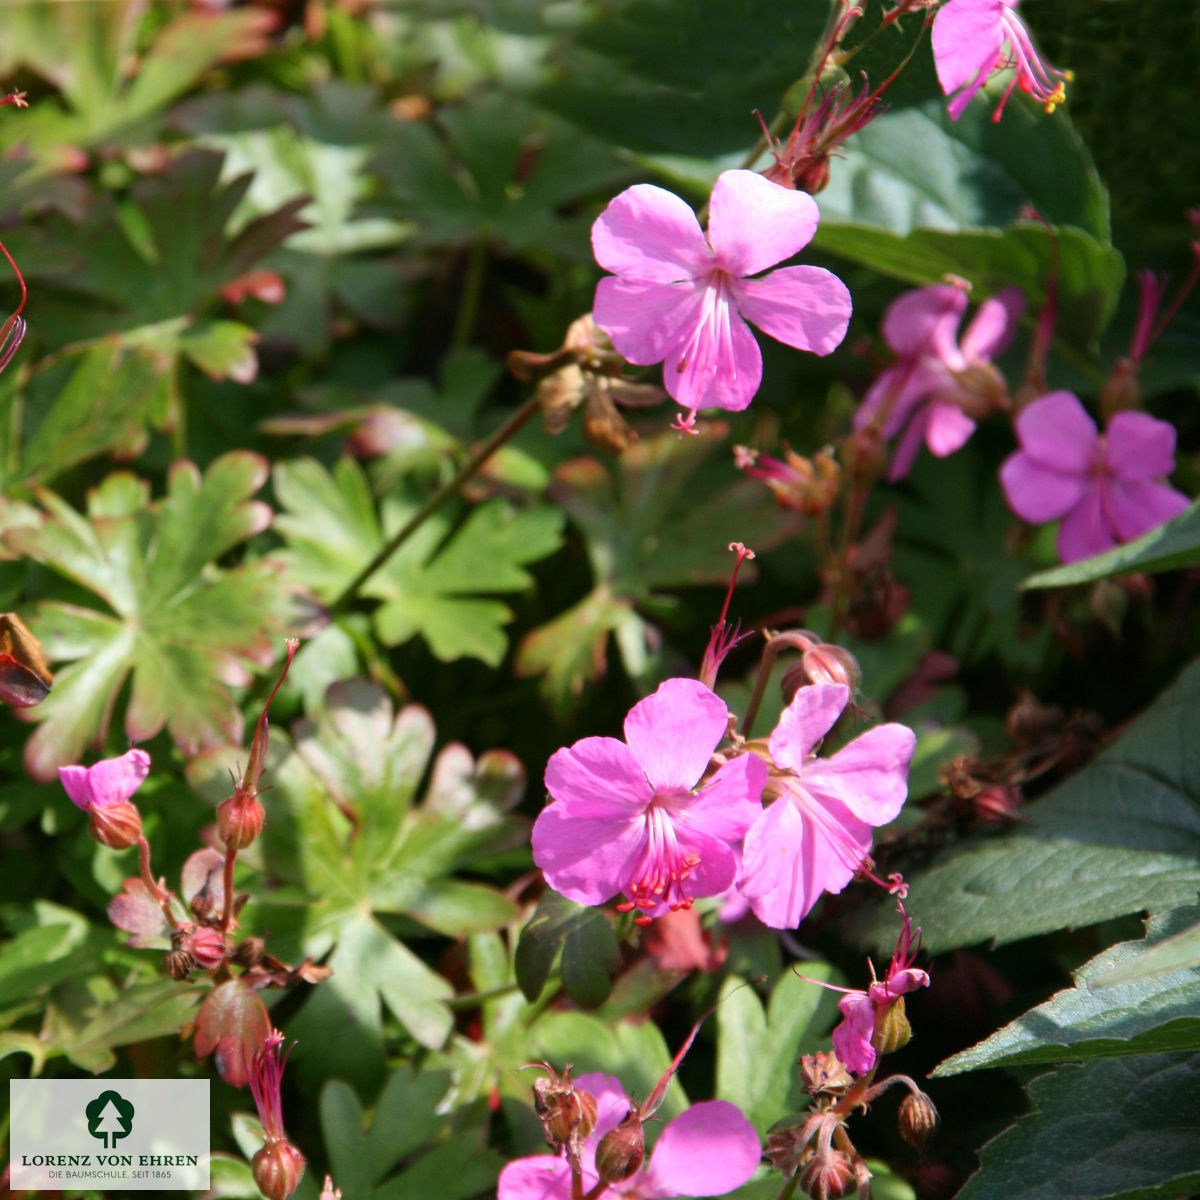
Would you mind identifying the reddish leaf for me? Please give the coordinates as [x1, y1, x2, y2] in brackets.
[194, 977, 270, 1088]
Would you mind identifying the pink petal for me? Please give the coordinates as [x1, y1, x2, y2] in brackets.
[1014, 391, 1097, 473]
[886, 410, 930, 481]
[1056, 483, 1112, 563]
[593, 276, 703, 367]
[1105, 478, 1190, 543]
[999, 450, 1086, 523]
[497, 1156, 577, 1200]
[803, 723, 916, 827]
[623, 678, 729, 795]
[960, 287, 1025, 361]
[591, 184, 709, 281]
[531, 804, 648, 906]
[665, 287, 763, 412]
[832, 992, 877, 1075]
[932, 0, 1006, 97]
[880, 285, 966, 359]
[733, 266, 852, 357]
[677, 752, 766, 841]
[59, 748, 150, 810]
[545, 738, 653, 817]
[574, 1074, 631, 1141]
[924, 401, 976, 457]
[707, 170, 819, 278]
[739, 797, 827, 929]
[638, 1101, 761, 1198]
[1104, 411, 1178, 480]
[770, 684, 849, 772]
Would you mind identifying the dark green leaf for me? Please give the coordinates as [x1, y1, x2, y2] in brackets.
[956, 1053, 1200, 1200]
[515, 889, 619, 1005]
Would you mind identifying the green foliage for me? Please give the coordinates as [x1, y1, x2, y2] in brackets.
[514, 888, 620, 1006]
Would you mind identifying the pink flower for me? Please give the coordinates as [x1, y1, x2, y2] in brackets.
[932, 0, 1070, 122]
[532, 679, 766, 922]
[498, 1074, 760, 1200]
[738, 685, 915, 929]
[591, 170, 852, 425]
[999, 391, 1190, 564]
[830, 907, 930, 1075]
[59, 748, 150, 812]
[854, 282, 1024, 480]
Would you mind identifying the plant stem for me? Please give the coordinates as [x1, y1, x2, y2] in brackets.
[329, 391, 540, 612]
[741, 634, 784, 738]
[774, 1169, 802, 1200]
[221, 845, 238, 931]
[451, 239, 488, 350]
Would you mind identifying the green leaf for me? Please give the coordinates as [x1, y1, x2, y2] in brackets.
[0, 922, 89, 1014]
[858, 658, 1200, 954]
[935, 906, 1200, 1076]
[1024, 501, 1200, 588]
[514, 889, 620, 1007]
[956, 1053, 1200, 1200]
[7, 453, 295, 778]
[274, 457, 564, 666]
[715, 967, 843, 1133]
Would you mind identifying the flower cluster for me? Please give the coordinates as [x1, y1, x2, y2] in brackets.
[534, 677, 915, 931]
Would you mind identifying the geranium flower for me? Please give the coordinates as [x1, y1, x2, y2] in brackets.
[1000, 391, 1190, 563]
[854, 282, 1024, 480]
[498, 1074, 761, 1200]
[59, 747, 150, 850]
[591, 169, 852, 427]
[532, 678, 766, 922]
[738, 684, 915, 929]
[932, 0, 1070, 122]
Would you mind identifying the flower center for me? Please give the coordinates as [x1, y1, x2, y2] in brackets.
[616, 798, 702, 924]
[674, 269, 737, 385]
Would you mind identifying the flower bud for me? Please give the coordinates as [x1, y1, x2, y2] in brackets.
[163, 948, 194, 980]
[233, 936, 266, 968]
[798, 1149, 858, 1200]
[252, 1139, 305, 1200]
[973, 784, 1023, 826]
[898, 1090, 939, 1151]
[947, 361, 1008, 421]
[799, 1051, 854, 1098]
[183, 925, 228, 971]
[89, 800, 143, 850]
[532, 1067, 598, 1152]
[875, 996, 913, 1058]
[764, 1114, 814, 1175]
[594, 1108, 645, 1184]
[218, 791, 265, 850]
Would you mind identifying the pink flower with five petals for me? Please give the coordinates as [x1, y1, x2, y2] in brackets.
[999, 390, 1190, 564]
[854, 282, 1024, 480]
[932, 0, 1070, 123]
[591, 170, 852, 426]
[738, 684, 915, 929]
[532, 678, 766, 922]
[59, 747, 150, 812]
[498, 1074, 761, 1200]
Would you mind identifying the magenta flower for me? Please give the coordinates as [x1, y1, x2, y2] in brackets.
[999, 391, 1191, 564]
[591, 169, 852, 426]
[932, 0, 1070, 122]
[532, 678, 767, 922]
[854, 282, 1024, 480]
[498, 1074, 761, 1200]
[59, 747, 150, 812]
[738, 685, 915, 929]
[829, 907, 930, 1075]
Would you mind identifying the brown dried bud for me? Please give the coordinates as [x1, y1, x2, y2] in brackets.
[89, 800, 143, 850]
[233, 936, 266, 968]
[939, 754, 985, 800]
[898, 1090, 939, 1151]
[218, 791, 265, 850]
[594, 1107, 645, 1184]
[536, 362, 586, 434]
[764, 1114, 814, 1174]
[799, 1051, 854, 1098]
[875, 997, 913, 1058]
[252, 1139, 306, 1200]
[798, 1149, 858, 1200]
[163, 948, 194, 980]
[532, 1065, 598, 1153]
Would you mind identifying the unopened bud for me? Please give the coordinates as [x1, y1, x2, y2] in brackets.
[973, 784, 1023, 825]
[875, 997, 913, 1058]
[218, 791, 265, 850]
[798, 1149, 858, 1200]
[252, 1139, 305, 1200]
[89, 800, 143, 850]
[947, 362, 1008, 421]
[183, 925, 228, 971]
[799, 1051, 854, 1098]
[594, 1108, 645, 1184]
[764, 1114, 813, 1174]
[780, 638, 861, 705]
[898, 1090, 939, 1151]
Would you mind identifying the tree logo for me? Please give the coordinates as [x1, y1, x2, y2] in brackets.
[85, 1090, 135, 1149]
